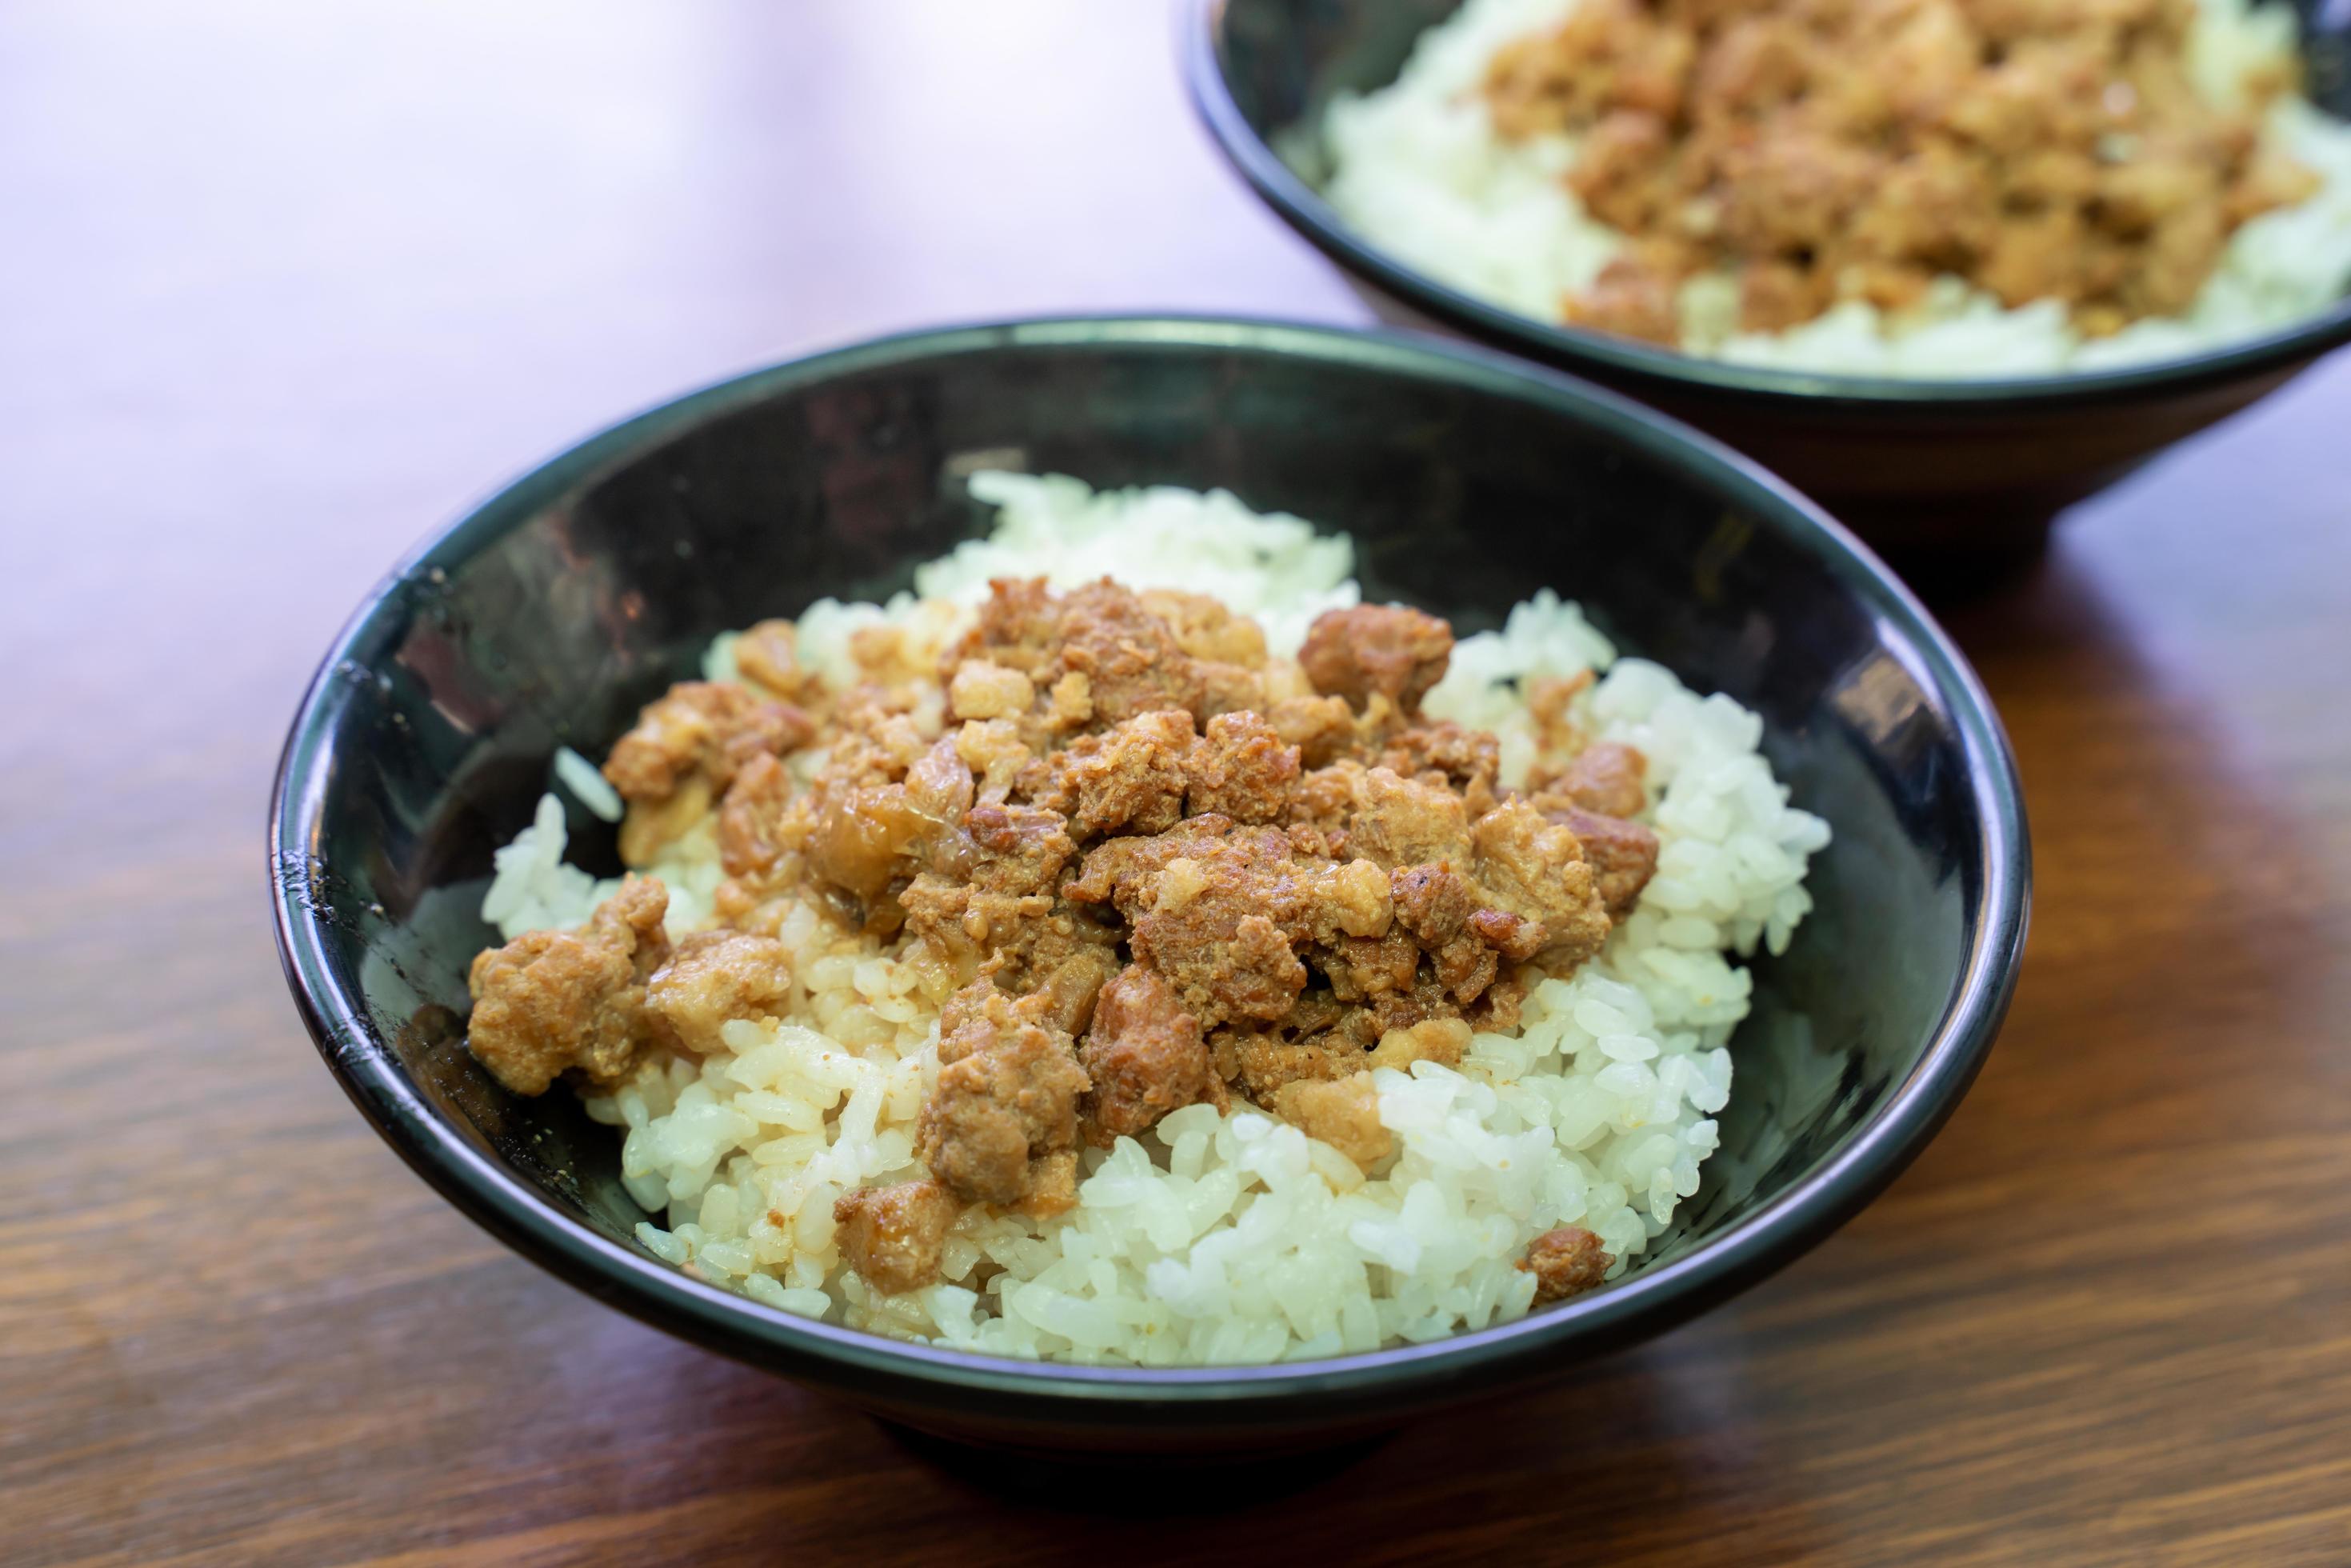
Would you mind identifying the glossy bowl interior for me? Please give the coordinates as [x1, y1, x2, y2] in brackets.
[272, 317, 2028, 1455]
[1187, 0, 2351, 570]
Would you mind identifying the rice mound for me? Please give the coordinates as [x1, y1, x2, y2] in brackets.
[1319, 0, 2351, 378]
[482, 474, 1829, 1365]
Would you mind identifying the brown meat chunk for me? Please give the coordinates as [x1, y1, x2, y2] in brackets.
[1268, 694, 1361, 768]
[1138, 588, 1270, 666]
[1217, 915, 1312, 1022]
[1299, 605, 1455, 714]
[1850, 141, 1999, 272]
[1388, 862, 1545, 1004]
[950, 577, 1269, 735]
[1281, 822, 1341, 862]
[734, 619, 809, 701]
[644, 929, 794, 1054]
[1563, 254, 1686, 344]
[604, 681, 814, 803]
[833, 1179, 962, 1295]
[1106, 836, 1317, 1025]
[1469, 906, 1550, 963]
[1488, 0, 1690, 135]
[1270, 1073, 1393, 1169]
[949, 577, 1066, 680]
[1229, 1030, 1365, 1102]
[1348, 766, 1473, 870]
[1374, 721, 1503, 815]
[1389, 864, 1493, 1000]
[1026, 948, 1121, 1038]
[1740, 258, 1840, 334]
[1980, 206, 2093, 310]
[465, 876, 670, 1096]
[897, 874, 1048, 984]
[1469, 801, 1613, 967]
[918, 982, 1090, 1208]
[898, 802, 1095, 988]
[1322, 928, 1424, 1005]
[1197, 658, 1273, 724]
[1525, 672, 1594, 753]
[1692, 14, 1806, 117]
[1569, 109, 1677, 232]
[1290, 760, 1367, 835]
[1366, 972, 1469, 1038]
[1542, 741, 1649, 819]
[1718, 128, 1879, 254]
[1557, 807, 1661, 919]
[1034, 710, 1197, 839]
[2129, 201, 2229, 318]
[586, 874, 671, 951]
[965, 802, 1074, 894]
[1058, 580, 1262, 725]
[1473, 972, 1529, 1034]
[933, 975, 1000, 1062]
[1185, 710, 1302, 824]
[1080, 965, 1220, 1142]
[1518, 1225, 1613, 1304]
[717, 751, 796, 880]
[1070, 819, 1391, 1029]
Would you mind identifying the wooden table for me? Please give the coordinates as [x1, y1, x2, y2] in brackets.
[7, 3, 2347, 1562]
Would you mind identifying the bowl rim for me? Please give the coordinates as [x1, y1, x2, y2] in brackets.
[270, 314, 2029, 1421]
[1179, 0, 2351, 410]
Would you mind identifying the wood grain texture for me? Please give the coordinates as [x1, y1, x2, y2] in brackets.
[5, 2, 2348, 1563]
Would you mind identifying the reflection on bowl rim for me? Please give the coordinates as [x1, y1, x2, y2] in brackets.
[270, 315, 2029, 1420]
[1181, 0, 2351, 409]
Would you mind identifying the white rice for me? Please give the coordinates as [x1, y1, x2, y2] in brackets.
[1321, 0, 2351, 378]
[481, 474, 1829, 1365]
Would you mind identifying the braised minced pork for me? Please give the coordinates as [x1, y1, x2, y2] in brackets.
[466, 579, 1662, 1294]
[1518, 1224, 1614, 1304]
[1485, 0, 2316, 344]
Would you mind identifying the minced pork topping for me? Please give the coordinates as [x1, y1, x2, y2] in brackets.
[465, 579, 1653, 1297]
[1485, 0, 2317, 344]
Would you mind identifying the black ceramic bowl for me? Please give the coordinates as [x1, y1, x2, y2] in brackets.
[1185, 0, 2351, 570]
[271, 317, 2027, 1458]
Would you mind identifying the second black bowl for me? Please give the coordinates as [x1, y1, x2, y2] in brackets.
[1186, 0, 2351, 573]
